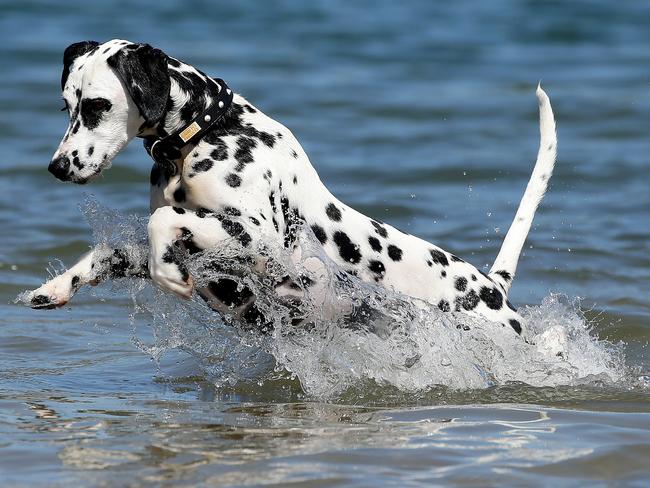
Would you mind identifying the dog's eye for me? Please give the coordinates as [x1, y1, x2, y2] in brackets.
[84, 98, 112, 112]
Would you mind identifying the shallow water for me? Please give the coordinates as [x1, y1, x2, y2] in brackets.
[1, 1, 649, 486]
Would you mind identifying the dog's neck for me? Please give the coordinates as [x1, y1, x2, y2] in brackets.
[137, 59, 225, 141]
[164, 61, 222, 138]
[139, 59, 237, 171]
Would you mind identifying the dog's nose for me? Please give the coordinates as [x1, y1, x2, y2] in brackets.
[48, 156, 71, 181]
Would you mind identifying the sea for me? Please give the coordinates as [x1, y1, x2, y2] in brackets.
[0, 1, 649, 486]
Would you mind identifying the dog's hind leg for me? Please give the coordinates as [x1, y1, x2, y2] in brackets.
[26, 242, 149, 309]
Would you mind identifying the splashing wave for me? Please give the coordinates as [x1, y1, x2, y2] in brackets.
[78, 197, 627, 397]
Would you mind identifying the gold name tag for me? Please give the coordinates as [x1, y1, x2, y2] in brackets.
[179, 122, 201, 142]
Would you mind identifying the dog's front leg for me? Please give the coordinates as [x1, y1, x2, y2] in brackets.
[26, 242, 149, 309]
[148, 206, 254, 299]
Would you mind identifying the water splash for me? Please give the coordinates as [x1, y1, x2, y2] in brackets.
[77, 197, 627, 398]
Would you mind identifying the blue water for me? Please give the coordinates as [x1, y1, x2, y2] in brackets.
[0, 1, 649, 485]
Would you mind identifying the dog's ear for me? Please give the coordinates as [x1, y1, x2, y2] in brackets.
[107, 43, 171, 126]
[62, 41, 99, 90]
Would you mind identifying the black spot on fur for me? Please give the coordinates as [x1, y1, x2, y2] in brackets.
[450, 254, 464, 263]
[333, 231, 362, 264]
[161, 245, 187, 281]
[268, 192, 277, 214]
[239, 232, 252, 247]
[387, 244, 403, 262]
[429, 249, 449, 266]
[192, 159, 213, 174]
[249, 216, 260, 226]
[371, 220, 388, 238]
[291, 149, 298, 158]
[80, 97, 112, 130]
[280, 197, 301, 248]
[509, 319, 522, 334]
[258, 131, 276, 148]
[441, 270, 447, 277]
[224, 206, 241, 216]
[479, 286, 504, 310]
[71, 120, 81, 134]
[87, 146, 94, 156]
[173, 187, 186, 202]
[220, 218, 251, 247]
[234, 136, 256, 171]
[457, 290, 480, 311]
[179, 227, 202, 254]
[455, 276, 468, 292]
[311, 224, 327, 244]
[438, 300, 451, 312]
[71, 275, 80, 290]
[201, 102, 280, 160]
[208, 279, 253, 308]
[173, 206, 185, 214]
[368, 236, 382, 252]
[326, 203, 342, 222]
[72, 156, 84, 170]
[210, 140, 228, 161]
[368, 260, 386, 280]
[226, 173, 241, 187]
[495, 270, 512, 282]
[244, 104, 257, 113]
[293, 175, 298, 185]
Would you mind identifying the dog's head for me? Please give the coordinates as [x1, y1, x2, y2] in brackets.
[50, 39, 171, 183]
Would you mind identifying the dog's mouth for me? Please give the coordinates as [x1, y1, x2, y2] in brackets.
[70, 166, 105, 185]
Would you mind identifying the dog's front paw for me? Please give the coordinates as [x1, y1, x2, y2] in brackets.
[149, 259, 194, 299]
[22, 274, 77, 309]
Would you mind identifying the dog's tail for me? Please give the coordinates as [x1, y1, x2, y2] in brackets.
[489, 84, 557, 295]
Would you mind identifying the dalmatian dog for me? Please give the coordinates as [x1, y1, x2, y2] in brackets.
[25, 39, 557, 338]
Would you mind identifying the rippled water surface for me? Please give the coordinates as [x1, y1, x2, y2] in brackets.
[1, 1, 649, 486]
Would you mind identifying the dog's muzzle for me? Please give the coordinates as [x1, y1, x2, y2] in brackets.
[48, 156, 71, 181]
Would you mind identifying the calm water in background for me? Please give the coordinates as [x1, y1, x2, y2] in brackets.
[1, 1, 649, 486]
